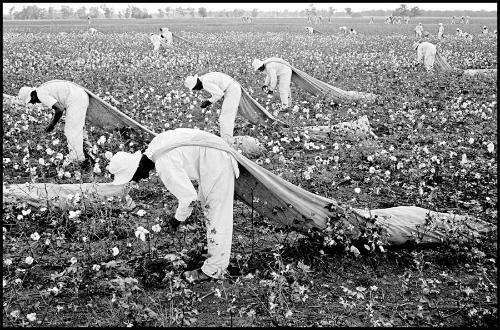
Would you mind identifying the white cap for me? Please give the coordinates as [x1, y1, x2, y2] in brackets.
[18, 86, 35, 104]
[184, 75, 198, 90]
[252, 59, 263, 71]
[439, 23, 443, 25]
[108, 151, 142, 185]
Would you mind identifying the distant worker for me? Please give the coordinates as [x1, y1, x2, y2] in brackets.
[160, 27, 174, 45]
[349, 28, 357, 35]
[17, 81, 92, 167]
[305, 26, 314, 34]
[465, 16, 470, 24]
[456, 28, 463, 37]
[88, 27, 97, 35]
[482, 26, 489, 34]
[415, 23, 424, 38]
[252, 57, 293, 110]
[339, 26, 348, 34]
[451, 16, 456, 24]
[437, 23, 445, 39]
[369, 16, 374, 24]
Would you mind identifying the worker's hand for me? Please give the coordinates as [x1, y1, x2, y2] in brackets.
[200, 100, 212, 109]
[166, 216, 182, 233]
[261, 85, 268, 92]
[45, 123, 55, 133]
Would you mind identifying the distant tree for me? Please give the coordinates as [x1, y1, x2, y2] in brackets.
[176, 7, 185, 16]
[47, 6, 57, 19]
[39, 8, 48, 19]
[158, 8, 165, 18]
[75, 6, 87, 19]
[124, 6, 131, 18]
[88, 6, 100, 18]
[328, 6, 336, 16]
[409, 6, 422, 18]
[9, 6, 15, 19]
[118, 11, 123, 19]
[198, 7, 207, 18]
[251, 8, 258, 18]
[165, 7, 172, 17]
[309, 3, 317, 16]
[100, 5, 114, 19]
[60, 5, 74, 19]
[393, 4, 409, 17]
[345, 8, 352, 17]
[15, 5, 44, 19]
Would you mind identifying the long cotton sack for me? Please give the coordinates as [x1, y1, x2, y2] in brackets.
[434, 52, 454, 72]
[261, 58, 378, 103]
[238, 87, 288, 127]
[148, 129, 495, 246]
[39, 80, 157, 136]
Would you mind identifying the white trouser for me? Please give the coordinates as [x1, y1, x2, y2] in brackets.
[197, 149, 236, 279]
[219, 82, 242, 144]
[64, 89, 89, 162]
[423, 50, 436, 71]
[277, 67, 293, 107]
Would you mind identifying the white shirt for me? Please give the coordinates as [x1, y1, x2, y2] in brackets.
[161, 31, 173, 44]
[36, 80, 84, 108]
[263, 58, 291, 91]
[199, 72, 239, 103]
[144, 128, 239, 221]
[416, 42, 436, 63]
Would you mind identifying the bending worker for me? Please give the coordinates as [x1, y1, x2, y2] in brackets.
[184, 72, 241, 144]
[18, 80, 92, 167]
[252, 57, 292, 110]
[108, 128, 240, 283]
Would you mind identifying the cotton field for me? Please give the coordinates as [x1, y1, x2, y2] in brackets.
[2, 16, 497, 327]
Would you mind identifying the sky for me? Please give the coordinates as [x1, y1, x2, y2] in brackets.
[3, 2, 498, 13]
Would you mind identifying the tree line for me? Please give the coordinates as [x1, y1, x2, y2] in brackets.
[3, 4, 496, 20]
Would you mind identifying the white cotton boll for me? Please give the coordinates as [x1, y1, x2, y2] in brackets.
[25, 256, 34, 265]
[487, 142, 494, 153]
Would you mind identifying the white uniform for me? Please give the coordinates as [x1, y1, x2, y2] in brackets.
[199, 72, 242, 144]
[416, 42, 437, 71]
[263, 59, 293, 108]
[150, 34, 163, 52]
[161, 30, 173, 46]
[415, 24, 423, 38]
[305, 26, 314, 34]
[144, 128, 239, 279]
[438, 25, 444, 39]
[36, 81, 89, 162]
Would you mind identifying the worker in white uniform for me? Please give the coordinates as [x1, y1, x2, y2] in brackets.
[252, 58, 292, 109]
[108, 128, 240, 283]
[17, 81, 91, 167]
[414, 41, 437, 72]
[184, 72, 241, 144]
[160, 27, 174, 46]
[437, 23, 445, 39]
[415, 23, 423, 38]
[482, 26, 489, 34]
[305, 26, 314, 34]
